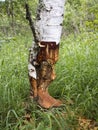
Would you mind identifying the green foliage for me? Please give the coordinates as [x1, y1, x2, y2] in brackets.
[0, 0, 38, 37]
[64, 0, 98, 35]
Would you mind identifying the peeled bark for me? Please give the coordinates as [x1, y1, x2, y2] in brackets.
[26, 0, 65, 108]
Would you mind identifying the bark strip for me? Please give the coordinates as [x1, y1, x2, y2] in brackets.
[25, 3, 39, 43]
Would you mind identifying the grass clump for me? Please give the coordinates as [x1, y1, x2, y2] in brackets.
[0, 31, 98, 130]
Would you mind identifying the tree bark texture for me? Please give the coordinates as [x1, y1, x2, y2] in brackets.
[26, 0, 65, 108]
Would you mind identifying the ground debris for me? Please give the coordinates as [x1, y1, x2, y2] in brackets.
[77, 117, 98, 130]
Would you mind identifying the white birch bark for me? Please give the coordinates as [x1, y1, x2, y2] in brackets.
[36, 0, 65, 44]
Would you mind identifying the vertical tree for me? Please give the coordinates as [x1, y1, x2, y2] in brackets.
[26, 0, 65, 108]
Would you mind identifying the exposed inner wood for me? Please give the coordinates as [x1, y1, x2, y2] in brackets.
[37, 42, 59, 64]
[29, 77, 38, 100]
[29, 42, 62, 108]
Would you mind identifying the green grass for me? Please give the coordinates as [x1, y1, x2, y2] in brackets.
[0, 31, 98, 130]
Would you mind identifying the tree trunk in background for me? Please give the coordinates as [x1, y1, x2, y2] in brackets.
[26, 0, 65, 108]
[6, 0, 15, 34]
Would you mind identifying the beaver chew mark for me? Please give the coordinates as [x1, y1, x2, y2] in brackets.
[29, 42, 62, 108]
[37, 42, 59, 64]
[36, 42, 62, 108]
[37, 61, 62, 108]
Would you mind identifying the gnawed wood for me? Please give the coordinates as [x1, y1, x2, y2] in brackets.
[37, 60, 62, 108]
[37, 42, 59, 64]
[29, 42, 62, 108]
[29, 77, 38, 100]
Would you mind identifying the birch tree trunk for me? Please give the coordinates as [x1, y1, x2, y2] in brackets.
[26, 0, 65, 108]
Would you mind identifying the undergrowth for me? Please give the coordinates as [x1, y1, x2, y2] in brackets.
[0, 32, 98, 130]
